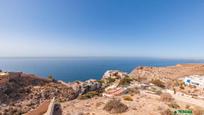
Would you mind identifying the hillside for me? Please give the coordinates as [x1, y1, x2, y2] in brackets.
[130, 64, 204, 80]
[1, 64, 204, 115]
[0, 72, 78, 114]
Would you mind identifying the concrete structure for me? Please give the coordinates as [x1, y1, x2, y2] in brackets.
[0, 72, 9, 76]
[45, 97, 55, 115]
[183, 75, 204, 88]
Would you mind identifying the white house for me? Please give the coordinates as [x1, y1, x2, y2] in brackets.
[183, 75, 204, 88]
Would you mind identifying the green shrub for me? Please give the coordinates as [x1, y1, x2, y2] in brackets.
[118, 77, 133, 86]
[47, 75, 56, 82]
[106, 77, 116, 84]
[97, 80, 104, 84]
[48, 75, 53, 80]
[103, 99, 128, 113]
[79, 91, 100, 100]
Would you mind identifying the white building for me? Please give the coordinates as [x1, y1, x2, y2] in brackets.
[183, 75, 204, 88]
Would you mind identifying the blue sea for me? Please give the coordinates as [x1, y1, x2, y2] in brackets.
[0, 57, 204, 82]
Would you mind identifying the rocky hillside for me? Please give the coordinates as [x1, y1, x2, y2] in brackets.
[130, 64, 204, 80]
[1, 64, 204, 115]
[0, 72, 78, 115]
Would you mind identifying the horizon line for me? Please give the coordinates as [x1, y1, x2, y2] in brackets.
[0, 56, 204, 60]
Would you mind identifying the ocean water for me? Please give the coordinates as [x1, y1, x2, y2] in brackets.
[0, 57, 203, 82]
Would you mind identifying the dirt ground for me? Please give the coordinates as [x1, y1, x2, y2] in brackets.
[61, 91, 193, 115]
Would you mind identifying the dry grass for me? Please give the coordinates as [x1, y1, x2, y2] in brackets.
[167, 102, 180, 109]
[160, 93, 174, 102]
[95, 102, 104, 108]
[151, 79, 165, 88]
[103, 99, 128, 113]
[160, 109, 172, 115]
[123, 96, 133, 101]
[128, 87, 140, 95]
[185, 105, 191, 109]
[78, 91, 100, 100]
[118, 76, 133, 86]
[192, 107, 204, 115]
[179, 85, 185, 90]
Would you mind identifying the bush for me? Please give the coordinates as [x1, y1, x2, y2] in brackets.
[160, 93, 174, 102]
[155, 90, 162, 95]
[97, 80, 104, 84]
[160, 109, 172, 115]
[179, 85, 185, 90]
[47, 75, 56, 82]
[79, 91, 100, 100]
[103, 99, 128, 113]
[185, 105, 190, 109]
[167, 102, 180, 109]
[151, 79, 165, 88]
[136, 76, 148, 82]
[123, 96, 133, 101]
[128, 87, 140, 95]
[118, 77, 133, 86]
[105, 77, 116, 84]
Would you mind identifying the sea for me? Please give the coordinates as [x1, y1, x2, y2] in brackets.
[0, 57, 204, 82]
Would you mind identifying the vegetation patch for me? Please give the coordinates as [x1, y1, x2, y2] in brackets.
[105, 77, 116, 84]
[97, 80, 105, 84]
[103, 99, 128, 113]
[123, 96, 133, 101]
[155, 90, 162, 95]
[118, 76, 133, 86]
[128, 87, 140, 96]
[79, 91, 100, 100]
[151, 79, 165, 88]
[167, 102, 180, 109]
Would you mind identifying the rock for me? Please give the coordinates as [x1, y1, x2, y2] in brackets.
[21, 106, 30, 113]
[0, 72, 79, 114]
[80, 79, 102, 94]
[102, 70, 129, 80]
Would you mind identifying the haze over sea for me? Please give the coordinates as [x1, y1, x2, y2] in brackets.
[0, 57, 204, 82]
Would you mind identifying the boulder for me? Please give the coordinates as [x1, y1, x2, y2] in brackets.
[102, 70, 129, 80]
[80, 79, 102, 94]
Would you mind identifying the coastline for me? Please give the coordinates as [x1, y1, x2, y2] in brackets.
[1, 64, 204, 115]
[1, 57, 204, 82]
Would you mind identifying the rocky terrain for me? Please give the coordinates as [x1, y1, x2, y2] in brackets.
[1, 64, 204, 115]
[0, 72, 78, 115]
[61, 64, 204, 115]
[130, 64, 204, 80]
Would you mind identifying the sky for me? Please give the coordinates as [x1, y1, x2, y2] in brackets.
[0, 0, 204, 59]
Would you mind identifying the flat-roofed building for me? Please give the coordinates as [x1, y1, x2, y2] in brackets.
[183, 75, 204, 88]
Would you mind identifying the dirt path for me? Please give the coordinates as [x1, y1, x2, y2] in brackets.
[173, 94, 204, 108]
[166, 90, 204, 108]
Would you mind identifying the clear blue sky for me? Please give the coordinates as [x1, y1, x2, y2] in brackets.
[0, 0, 204, 59]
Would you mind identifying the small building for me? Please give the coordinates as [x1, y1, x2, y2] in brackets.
[183, 75, 204, 88]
